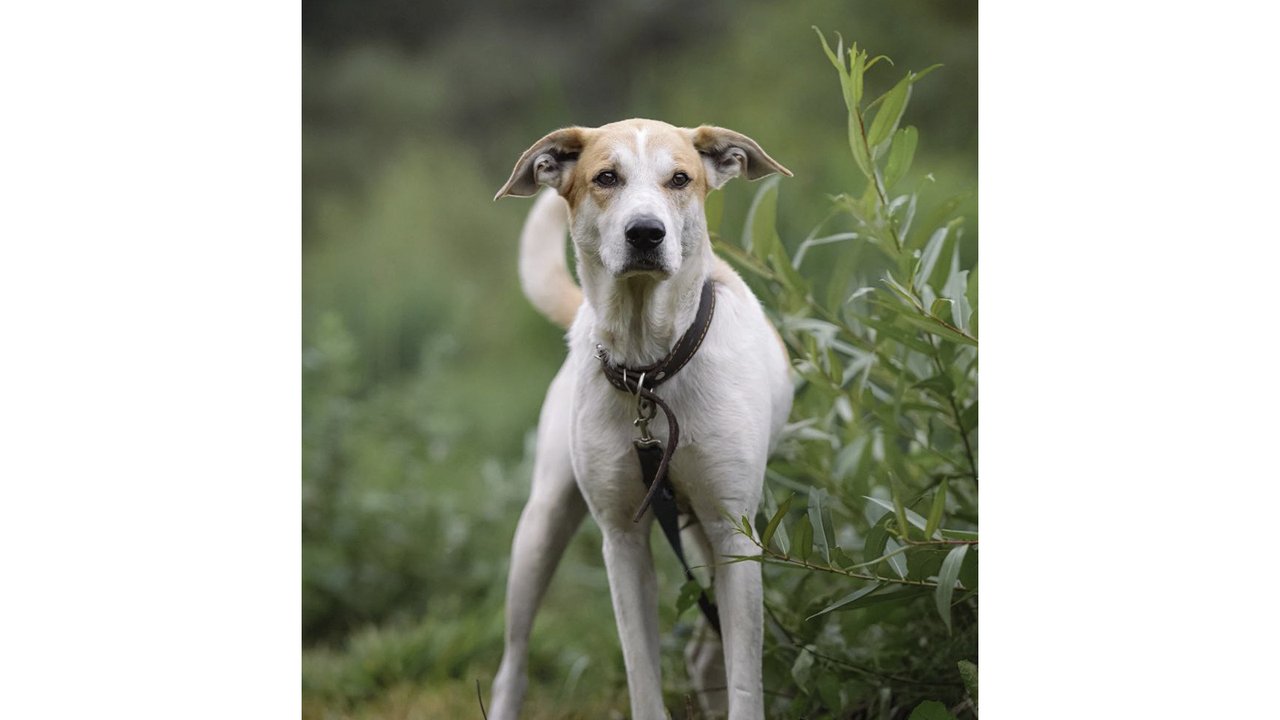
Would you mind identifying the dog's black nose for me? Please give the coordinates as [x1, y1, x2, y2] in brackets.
[625, 217, 666, 250]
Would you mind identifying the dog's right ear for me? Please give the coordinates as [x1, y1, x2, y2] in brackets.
[494, 128, 587, 200]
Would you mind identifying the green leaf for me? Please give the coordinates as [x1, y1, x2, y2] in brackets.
[742, 175, 781, 255]
[830, 545, 855, 569]
[791, 645, 816, 687]
[807, 488, 831, 564]
[907, 700, 957, 720]
[835, 586, 927, 612]
[866, 75, 913, 149]
[884, 538, 908, 578]
[864, 496, 941, 539]
[888, 476, 910, 540]
[925, 479, 949, 538]
[898, 312, 978, 347]
[712, 236, 773, 281]
[863, 516, 890, 563]
[704, 186, 724, 235]
[957, 660, 978, 711]
[848, 115, 874, 179]
[675, 578, 702, 618]
[851, 45, 866, 105]
[792, 514, 814, 562]
[881, 272, 921, 310]
[934, 544, 969, 633]
[884, 126, 918, 189]
[915, 226, 949, 290]
[814, 27, 841, 70]
[943, 245, 972, 331]
[913, 63, 945, 83]
[813, 28, 852, 110]
[761, 493, 793, 552]
[806, 582, 882, 621]
[939, 528, 978, 541]
[912, 373, 955, 398]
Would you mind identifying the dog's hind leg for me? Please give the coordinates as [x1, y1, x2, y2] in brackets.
[490, 367, 586, 720]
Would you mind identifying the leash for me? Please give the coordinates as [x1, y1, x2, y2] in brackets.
[597, 279, 721, 635]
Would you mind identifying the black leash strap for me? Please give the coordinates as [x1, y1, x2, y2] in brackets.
[598, 280, 721, 635]
[636, 441, 721, 635]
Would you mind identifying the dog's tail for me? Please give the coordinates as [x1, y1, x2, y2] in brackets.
[518, 188, 582, 329]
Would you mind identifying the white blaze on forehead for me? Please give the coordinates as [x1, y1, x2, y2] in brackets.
[617, 126, 674, 182]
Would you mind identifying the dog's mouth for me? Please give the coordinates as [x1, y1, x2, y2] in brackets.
[619, 251, 670, 277]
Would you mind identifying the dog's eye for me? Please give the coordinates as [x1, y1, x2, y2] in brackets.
[594, 171, 619, 187]
[670, 172, 691, 188]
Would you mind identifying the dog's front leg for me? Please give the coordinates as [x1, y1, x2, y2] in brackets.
[707, 522, 764, 719]
[600, 520, 667, 720]
[692, 474, 766, 720]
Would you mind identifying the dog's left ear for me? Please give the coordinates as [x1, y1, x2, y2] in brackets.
[687, 126, 793, 189]
[494, 127, 587, 200]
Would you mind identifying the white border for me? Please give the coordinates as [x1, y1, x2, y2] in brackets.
[984, 1, 1280, 717]
[0, 1, 300, 716]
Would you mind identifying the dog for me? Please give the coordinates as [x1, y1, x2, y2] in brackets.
[489, 119, 793, 720]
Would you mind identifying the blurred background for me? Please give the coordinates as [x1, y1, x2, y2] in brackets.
[302, 1, 976, 716]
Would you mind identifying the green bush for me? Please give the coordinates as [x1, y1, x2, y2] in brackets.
[706, 31, 979, 719]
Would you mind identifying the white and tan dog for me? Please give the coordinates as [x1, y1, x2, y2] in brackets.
[490, 119, 793, 720]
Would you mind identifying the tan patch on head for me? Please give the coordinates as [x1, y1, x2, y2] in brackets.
[564, 119, 709, 211]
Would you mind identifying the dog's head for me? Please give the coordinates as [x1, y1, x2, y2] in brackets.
[496, 119, 791, 280]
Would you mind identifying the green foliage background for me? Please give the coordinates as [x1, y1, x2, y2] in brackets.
[303, 2, 976, 717]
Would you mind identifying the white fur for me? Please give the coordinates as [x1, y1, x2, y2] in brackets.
[492, 122, 792, 720]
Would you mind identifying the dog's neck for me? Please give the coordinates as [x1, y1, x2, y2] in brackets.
[579, 243, 712, 368]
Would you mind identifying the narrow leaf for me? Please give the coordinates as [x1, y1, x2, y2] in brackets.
[867, 76, 913, 148]
[806, 583, 882, 621]
[852, 46, 866, 105]
[848, 116, 874, 178]
[898, 311, 978, 346]
[742, 175, 781, 255]
[915, 226, 949, 290]
[761, 493, 793, 551]
[808, 488, 831, 564]
[704, 186, 724, 235]
[864, 496, 941, 539]
[675, 578, 701, 617]
[924, 478, 949, 539]
[943, 244, 972, 331]
[888, 475, 910, 540]
[884, 126, 918, 189]
[791, 645, 815, 687]
[793, 514, 814, 562]
[863, 523, 889, 564]
[837, 586, 927, 612]
[934, 544, 969, 633]
[884, 538, 908, 578]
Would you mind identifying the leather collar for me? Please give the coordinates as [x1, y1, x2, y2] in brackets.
[597, 280, 717, 521]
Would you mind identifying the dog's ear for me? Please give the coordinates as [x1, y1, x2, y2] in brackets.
[687, 126, 793, 189]
[494, 127, 587, 200]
